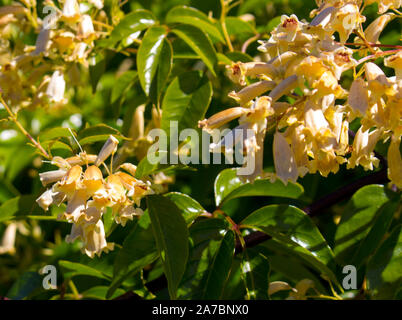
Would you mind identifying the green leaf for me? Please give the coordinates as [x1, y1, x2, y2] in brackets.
[0, 195, 42, 222]
[89, 53, 106, 93]
[78, 124, 125, 145]
[240, 248, 270, 300]
[39, 127, 74, 142]
[172, 38, 200, 59]
[59, 260, 111, 280]
[164, 192, 207, 225]
[258, 239, 328, 293]
[353, 196, 400, 268]
[177, 218, 228, 299]
[134, 150, 171, 178]
[6, 272, 42, 300]
[334, 185, 391, 264]
[107, 212, 158, 298]
[166, 6, 224, 43]
[225, 51, 254, 63]
[171, 24, 217, 76]
[147, 194, 189, 299]
[161, 70, 212, 135]
[225, 17, 256, 40]
[110, 71, 137, 104]
[201, 229, 235, 299]
[41, 140, 72, 153]
[137, 26, 167, 96]
[150, 38, 173, 104]
[366, 225, 402, 299]
[99, 9, 156, 48]
[214, 168, 304, 207]
[82, 286, 126, 300]
[241, 205, 338, 286]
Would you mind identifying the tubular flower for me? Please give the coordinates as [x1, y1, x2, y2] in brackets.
[199, 0, 402, 189]
[36, 137, 154, 258]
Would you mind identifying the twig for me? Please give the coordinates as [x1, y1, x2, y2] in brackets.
[241, 33, 261, 53]
[220, 0, 234, 52]
[357, 49, 401, 66]
[0, 95, 50, 159]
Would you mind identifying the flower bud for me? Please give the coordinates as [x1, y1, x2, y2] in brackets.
[39, 169, 67, 186]
[198, 107, 248, 132]
[95, 135, 119, 166]
[229, 80, 276, 105]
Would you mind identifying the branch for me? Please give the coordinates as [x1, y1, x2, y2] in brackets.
[0, 95, 50, 159]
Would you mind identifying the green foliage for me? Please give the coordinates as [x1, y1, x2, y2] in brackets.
[0, 0, 401, 302]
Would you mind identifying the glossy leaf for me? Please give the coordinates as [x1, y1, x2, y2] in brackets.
[214, 168, 304, 207]
[110, 71, 137, 104]
[59, 260, 111, 280]
[164, 192, 207, 224]
[147, 194, 189, 299]
[240, 248, 270, 300]
[171, 24, 217, 76]
[82, 286, 125, 300]
[225, 17, 257, 40]
[39, 127, 74, 142]
[334, 185, 391, 264]
[353, 197, 400, 268]
[241, 205, 338, 285]
[366, 225, 402, 299]
[78, 124, 125, 146]
[99, 10, 156, 48]
[107, 212, 158, 298]
[201, 229, 235, 299]
[161, 71, 212, 135]
[177, 218, 228, 299]
[89, 53, 106, 93]
[166, 6, 224, 43]
[0, 195, 42, 222]
[137, 26, 167, 96]
[150, 38, 173, 104]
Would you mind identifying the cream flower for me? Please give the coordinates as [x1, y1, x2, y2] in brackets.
[348, 127, 381, 170]
[387, 135, 402, 188]
[273, 131, 298, 185]
[0, 223, 17, 255]
[61, 0, 80, 23]
[45, 70, 66, 103]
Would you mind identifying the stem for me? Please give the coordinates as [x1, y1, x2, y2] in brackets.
[343, 42, 402, 49]
[357, 49, 401, 66]
[214, 209, 246, 249]
[220, 0, 234, 52]
[68, 280, 81, 300]
[0, 95, 50, 159]
[241, 33, 260, 53]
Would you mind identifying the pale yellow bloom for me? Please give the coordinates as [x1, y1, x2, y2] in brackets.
[365, 0, 402, 14]
[95, 135, 119, 166]
[387, 135, 402, 188]
[0, 223, 17, 255]
[45, 70, 66, 103]
[61, 0, 80, 23]
[347, 127, 381, 170]
[273, 131, 298, 185]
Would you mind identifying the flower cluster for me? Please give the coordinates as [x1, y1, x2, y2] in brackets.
[0, 0, 106, 109]
[36, 135, 154, 258]
[199, 0, 401, 188]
